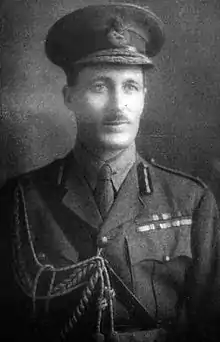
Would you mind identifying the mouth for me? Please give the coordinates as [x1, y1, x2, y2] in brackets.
[104, 121, 129, 126]
[103, 121, 130, 133]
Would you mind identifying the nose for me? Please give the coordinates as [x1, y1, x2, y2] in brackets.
[109, 87, 126, 113]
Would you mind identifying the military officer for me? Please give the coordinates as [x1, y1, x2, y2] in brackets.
[1, 3, 220, 342]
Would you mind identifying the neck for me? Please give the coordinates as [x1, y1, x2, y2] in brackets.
[76, 140, 134, 163]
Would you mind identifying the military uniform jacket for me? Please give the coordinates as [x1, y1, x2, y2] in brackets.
[1, 151, 220, 342]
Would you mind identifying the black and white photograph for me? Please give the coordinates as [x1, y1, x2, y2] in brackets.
[1, 0, 220, 341]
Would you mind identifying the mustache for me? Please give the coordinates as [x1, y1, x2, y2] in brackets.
[103, 111, 130, 124]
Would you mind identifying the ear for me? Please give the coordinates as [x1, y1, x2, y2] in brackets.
[63, 85, 75, 110]
[140, 88, 147, 118]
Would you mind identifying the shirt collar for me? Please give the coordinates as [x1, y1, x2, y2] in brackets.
[73, 141, 136, 192]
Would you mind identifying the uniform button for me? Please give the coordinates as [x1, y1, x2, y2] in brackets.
[97, 236, 108, 248]
[164, 255, 170, 262]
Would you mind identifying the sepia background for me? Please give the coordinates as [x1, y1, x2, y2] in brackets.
[1, 0, 220, 202]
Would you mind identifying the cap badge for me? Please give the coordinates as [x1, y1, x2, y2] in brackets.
[106, 17, 130, 48]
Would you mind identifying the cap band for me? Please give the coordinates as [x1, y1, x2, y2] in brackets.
[74, 48, 153, 67]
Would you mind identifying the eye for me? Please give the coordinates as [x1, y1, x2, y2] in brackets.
[90, 82, 107, 93]
[124, 82, 140, 92]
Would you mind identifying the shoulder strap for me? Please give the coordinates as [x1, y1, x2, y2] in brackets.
[150, 159, 207, 189]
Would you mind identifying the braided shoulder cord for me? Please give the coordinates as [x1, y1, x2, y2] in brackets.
[12, 184, 36, 293]
[96, 260, 105, 335]
[46, 268, 56, 312]
[51, 261, 95, 296]
[13, 183, 101, 299]
[103, 260, 115, 337]
[60, 255, 117, 341]
[32, 264, 55, 313]
[60, 261, 102, 339]
[19, 182, 45, 268]
[13, 183, 118, 340]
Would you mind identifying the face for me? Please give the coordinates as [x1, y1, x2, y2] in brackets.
[64, 64, 146, 152]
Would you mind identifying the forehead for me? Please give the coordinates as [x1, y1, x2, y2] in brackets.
[76, 64, 144, 83]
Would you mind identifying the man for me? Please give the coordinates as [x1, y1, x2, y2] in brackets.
[1, 3, 220, 342]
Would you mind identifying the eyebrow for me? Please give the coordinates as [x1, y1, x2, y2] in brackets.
[124, 78, 142, 84]
[89, 76, 112, 83]
[89, 76, 142, 85]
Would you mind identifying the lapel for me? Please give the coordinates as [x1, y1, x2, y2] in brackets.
[61, 153, 146, 233]
[62, 155, 103, 229]
[100, 158, 144, 235]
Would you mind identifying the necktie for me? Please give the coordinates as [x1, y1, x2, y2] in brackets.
[94, 163, 114, 219]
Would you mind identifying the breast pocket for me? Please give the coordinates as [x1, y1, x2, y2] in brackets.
[125, 218, 192, 320]
[127, 217, 192, 265]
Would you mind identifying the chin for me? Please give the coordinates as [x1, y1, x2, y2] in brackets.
[99, 134, 135, 151]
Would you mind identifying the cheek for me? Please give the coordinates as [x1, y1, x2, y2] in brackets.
[84, 93, 108, 112]
[126, 94, 145, 117]
[74, 95, 106, 124]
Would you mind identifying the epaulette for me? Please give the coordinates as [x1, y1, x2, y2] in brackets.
[149, 158, 208, 189]
[19, 157, 64, 187]
[18, 151, 75, 190]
